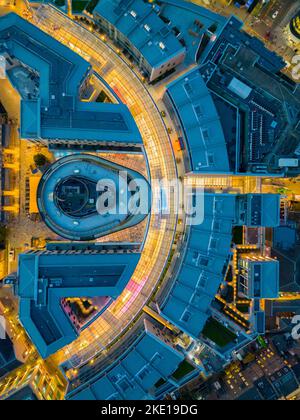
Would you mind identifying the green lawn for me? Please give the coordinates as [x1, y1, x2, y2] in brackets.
[172, 360, 195, 380]
[202, 318, 237, 348]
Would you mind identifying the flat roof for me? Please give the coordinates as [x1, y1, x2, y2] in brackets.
[159, 0, 227, 65]
[67, 319, 184, 400]
[248, 194, 280, 228]
[17, 244, 141, 358]
[165, 67, 230, 173]
[241, 258, 279, 299]
[160, 193, 236, 338]
[202, 15, 300, 175]
[0, 13, 142, 144]
[94, 0, 185, 68]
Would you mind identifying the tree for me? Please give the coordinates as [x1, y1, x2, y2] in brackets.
[34, 154, 47, 167]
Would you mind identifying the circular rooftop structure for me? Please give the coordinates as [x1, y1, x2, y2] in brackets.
[37, 154, 151, 241]
[55, 177, 92, 217]
[290, 11, 300, 40]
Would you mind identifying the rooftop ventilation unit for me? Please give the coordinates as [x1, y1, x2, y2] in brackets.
[159, 42, 166, 51]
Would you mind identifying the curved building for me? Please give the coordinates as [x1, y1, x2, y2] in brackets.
[0, 13, 142, 151]
[37, 154, 151, 241]
[66, 319, 186, 400]
[159, 193, 280, 339]
[16, 242, 142, 358]
[290, 11, 300, 41]
[164, 67, 230, 174]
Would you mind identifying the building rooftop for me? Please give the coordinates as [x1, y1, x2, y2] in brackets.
[273, 224, 298, 251]
[6, 386, 38, 401]
[236, 194, 280, 228]
[159, 192, 280, 338]
[203, 16, 286, 74]
[16, 243, 141, 358]
[199, 16, 300, 176]
[253, 377, 277, 401]
[269, 366, 300, 398]
[158, 0, 227, 65]
[165, 67, 230, 173]
[94, 0, 185, 69]
[239, 256, 280, 299]
[238, 387, 263, 401]
[37, 154, 151, 241]
[160, 193, 236, 338]
[66, 319, 184, 400]
[0, 13, 141, 146]
[272, 247, 300, 293]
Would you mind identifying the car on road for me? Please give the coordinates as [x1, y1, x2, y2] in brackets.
[272, 11, 279, 19]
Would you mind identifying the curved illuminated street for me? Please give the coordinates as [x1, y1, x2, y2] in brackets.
[29, 5, 180, 366]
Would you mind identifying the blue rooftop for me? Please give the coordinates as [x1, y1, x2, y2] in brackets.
[160, 192, 280, 338]
[165, 67, 230, 173]
[160, 193, 236, 338]
[16, 243, 141, 358]
[273, 224, 297, 251]
[204, 15, 286, 73]
[0, 13, 142, 145]
[37, 154, 151, 241]
[66, 319, 184, 400]
[159, 0, 227, 64]
[236, 194, 280, 228]
[240, 257, 280, 299]
[94, 0, 185, 69]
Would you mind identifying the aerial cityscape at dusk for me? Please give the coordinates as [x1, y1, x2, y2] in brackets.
[0, 0, 300, 405]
